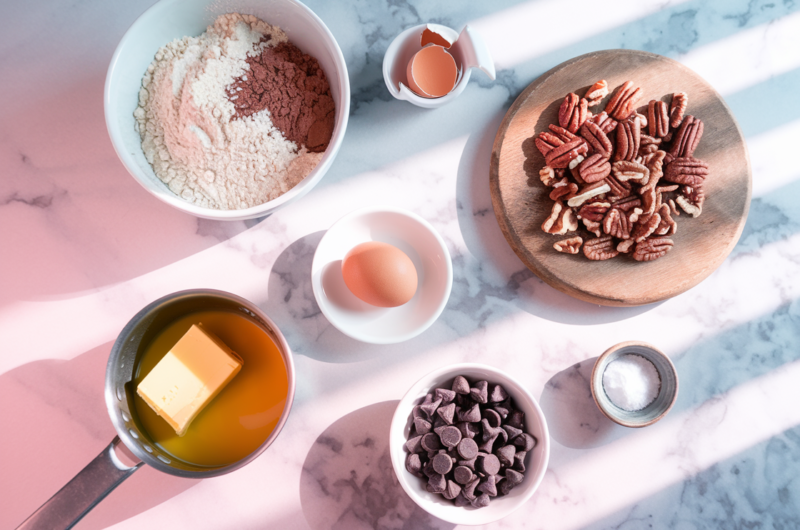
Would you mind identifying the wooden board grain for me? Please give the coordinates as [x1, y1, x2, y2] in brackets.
[490, 50, 751, 306]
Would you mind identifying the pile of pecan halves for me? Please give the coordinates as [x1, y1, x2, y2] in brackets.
[535, 79, 707, 261]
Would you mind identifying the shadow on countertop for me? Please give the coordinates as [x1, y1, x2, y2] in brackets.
[300, 400, 454, 530]
[0, 342, 197, 530]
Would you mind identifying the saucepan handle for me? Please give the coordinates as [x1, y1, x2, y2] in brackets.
[17, 436, 143, 530]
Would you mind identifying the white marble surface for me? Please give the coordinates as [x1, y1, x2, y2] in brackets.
[2, 0, 800, 528]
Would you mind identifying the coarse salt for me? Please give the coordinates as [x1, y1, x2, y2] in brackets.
[602, 354, 661, 411]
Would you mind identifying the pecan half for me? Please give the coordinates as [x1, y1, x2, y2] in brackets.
[664, 156, 709, 186]
[632, 212, 661, 242]
[585, 80, 609, 106]
[539, 165, 557, 187]
[576, 200, 611, 222]
[612, 160, 649, 182]
[639, 143, 658, 156]
[614, 119, 641, 162]
[605, 81, 642, 120]
[554, 236, 583, 254]
[583, 236, 619, 260]
[567, 181, 611, 207]
[647, 100, 669, 138]
[605, 174, 632, 200]
[612, 195, 642, 211]
[535, 131, 564, 157]
[579, 153, 612, 183]
[542, 201, 578, 235]
[676, 184, 704, 217]
[559, 93, 589, 133]
[548, 124, 578, 143]
[582, 218, 602, 237]
[643, 150, 667, 186]
[580, 120, 613, 157]
[549, 177, 579, 201]
[669, 92, 688, 128]
[640, 134, 661, 147]
[654, 203, 677, 236]
[669, 115, 704, 158]
[545, 138, 589, 169]
[633, 237, 674, 262]
[603, 208, 632, 239]
[617, 239, 635, 253]
[588, 111, 618, 134]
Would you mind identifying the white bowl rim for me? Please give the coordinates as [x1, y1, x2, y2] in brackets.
[103, 0, 351, 220]
[389, 362, 551, 525]
[311, 205, 453, 344]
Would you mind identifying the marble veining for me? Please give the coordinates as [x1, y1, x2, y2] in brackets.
[2, 0, 800, 529]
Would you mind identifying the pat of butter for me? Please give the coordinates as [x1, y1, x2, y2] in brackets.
[137, 323, 243, 436]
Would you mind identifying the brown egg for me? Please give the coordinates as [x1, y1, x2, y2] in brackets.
[341, 242, 418, 307]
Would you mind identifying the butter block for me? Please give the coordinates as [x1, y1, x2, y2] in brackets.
[137, 323, 243, 436]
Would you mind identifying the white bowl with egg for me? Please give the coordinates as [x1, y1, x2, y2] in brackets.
[389, 363, 550, 525]
[104, 0, 349, 220]
[311, 206, 453, 344]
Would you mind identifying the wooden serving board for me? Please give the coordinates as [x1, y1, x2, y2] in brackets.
[490, 50, 751, 306]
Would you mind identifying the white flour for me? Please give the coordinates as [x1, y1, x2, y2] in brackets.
[134, 14, 323, 210]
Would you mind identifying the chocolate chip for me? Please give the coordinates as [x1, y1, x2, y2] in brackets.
[406, 453, 422, 475]
[423, 460, 436, 478]
[432, 452, 453, 475]
[420, 397, 442, 420]
[421, 433, 441, 452]
[455, 393, 473, 408]
[428, 473, 446, 493]
[454, 465, 474, 484]
[435, 387, 456, 404]
[439, 425, 462, 448]
[472, 493, 490, 507]
[405, 435, 423, 454]
[482, 408, 501, 429]
[481, 419, 504, 442]
[458, 404, 481, 423]
[454, 492, 471, 506]
[457, 437, 479, 460]
[463, 476, 480, 499]
[505, 468, 524, 486]
[506, 409, 525, 429]
[452, 375, 470, 394]
[477, 453, 501, 476]
[442, 480, 462, 500]
[477, 474, 498, 497]
[411, 406, 425, 420]
[489, 384, 509, 402]
[432, 415, 447, 429]
[470, 380, 489, 404]
[457, 456, 477, 470]
[496, 445, 516, 467]
[436, 403, 456, 425]
[512, 433, 536, 452]
[498, 478, 515, 496]
[456, 421, 478, 440]
[478, 433, 498, 454]
[502, 424, 523, 441]
[493, 405, 509, 419]
[414, 417, 432, 435]
[513, 451, 527, 472]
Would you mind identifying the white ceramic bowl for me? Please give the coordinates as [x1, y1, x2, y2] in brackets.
[311, 207, 452, 344]
[390, 364, 551, 526]
[104, 0, 350, 220]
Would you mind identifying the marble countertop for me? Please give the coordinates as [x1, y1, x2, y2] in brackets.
[2, 0, 800, 528]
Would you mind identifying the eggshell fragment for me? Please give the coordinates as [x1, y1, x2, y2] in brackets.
[406, 45, 458, 98]
[421, 27, 452, 48]
[342, 241, 418, 307]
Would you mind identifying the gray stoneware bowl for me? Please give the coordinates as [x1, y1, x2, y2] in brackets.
[104, 0, 350, 220]
[591, 341, 678, 428]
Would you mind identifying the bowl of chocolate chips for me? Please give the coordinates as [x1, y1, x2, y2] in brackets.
[390, 364, 550, 525]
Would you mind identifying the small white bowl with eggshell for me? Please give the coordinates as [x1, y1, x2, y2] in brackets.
[311, 206, 453, 344]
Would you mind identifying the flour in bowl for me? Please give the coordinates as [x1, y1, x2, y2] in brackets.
[133, 14, 331, 210]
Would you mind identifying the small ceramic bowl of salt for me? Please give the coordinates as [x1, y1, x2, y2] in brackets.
[590, 341, 678, 428]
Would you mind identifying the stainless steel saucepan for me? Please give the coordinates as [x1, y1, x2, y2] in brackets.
[18, 289, 296, 530]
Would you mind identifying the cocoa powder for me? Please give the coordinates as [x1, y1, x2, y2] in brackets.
[227, 41, 335, 152]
